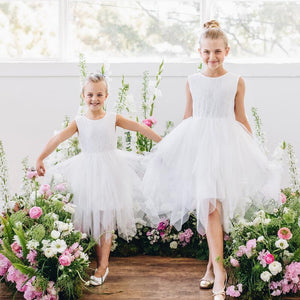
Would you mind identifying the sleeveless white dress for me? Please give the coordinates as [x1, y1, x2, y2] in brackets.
[47, 112, 146, 241]
[142, 72, 281, 234]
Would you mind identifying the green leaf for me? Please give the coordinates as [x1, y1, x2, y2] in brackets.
[13, 227, 29, 259]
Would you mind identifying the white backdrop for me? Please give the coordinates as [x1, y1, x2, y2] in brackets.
[0, 62, 299, 192]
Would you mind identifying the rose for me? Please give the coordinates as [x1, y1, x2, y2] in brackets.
[280, 192, 287, 204]
[142, 119, 152, 127]
[264, 253, 275, 265]
[26, 170, 38, 179]
[11, 242, 22, 253]
[230, 257, 240, 267]
[269, 261, 282, 275]
[170, 241, 178, 249]
[59, 254, 72, 266]
[260, 271, 272, 282]
[29, 206, 43, 219]
[51, 230, 60, 239]
[148, 116, 157, 125]
[278, 227, 292, 240]
[54, 183, 67, 192]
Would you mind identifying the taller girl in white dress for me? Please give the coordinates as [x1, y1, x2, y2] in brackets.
[143, 20, 281, 299]
[36, 73, 161, 286]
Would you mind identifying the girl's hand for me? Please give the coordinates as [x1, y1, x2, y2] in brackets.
[36, 159, 45, 176]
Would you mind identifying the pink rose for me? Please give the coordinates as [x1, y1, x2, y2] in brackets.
[11, 242, 22, 254]
[54, 183, 67, 192]
[142, 119, 152, 127]
[246, 239, 257, 250]
[26, 170, 38, 180]
[280, 192, 287, 204]
[236, 245, 247, 257]
[148, 116, 157, 125]
[264, 253, 275, 265]
[278, 227, 292, 240]
[29, 206, 43, 219]
[39, 184, 50, 193]
[230, 257, 240, 267]
[59, 254, 72, 266]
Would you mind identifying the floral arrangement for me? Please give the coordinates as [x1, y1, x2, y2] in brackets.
[110, 214, 208, 260]
[0, 159, 95, 299]
[225, 189, 300, 299]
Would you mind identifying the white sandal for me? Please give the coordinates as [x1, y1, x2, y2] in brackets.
[90, 267, 109, 286]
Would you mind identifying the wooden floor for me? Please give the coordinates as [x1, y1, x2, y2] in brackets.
[0, 256, 212, 299]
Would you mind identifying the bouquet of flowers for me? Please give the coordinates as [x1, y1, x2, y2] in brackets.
[0, 168, 95, 300]
[225, 189, 300, 299]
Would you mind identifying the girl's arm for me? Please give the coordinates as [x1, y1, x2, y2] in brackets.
[234, 77, 252, 134]
[116, 115, 162, 143]
[183, 81, 193, 119]
[36, 120, 78, 176]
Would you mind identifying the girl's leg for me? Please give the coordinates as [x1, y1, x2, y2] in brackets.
[206, 203, 226, 294]
[94, 234, 112, 277]
[203, 251, 214, 279]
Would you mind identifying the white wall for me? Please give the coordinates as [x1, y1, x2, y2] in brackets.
[0, 62, 299, 193]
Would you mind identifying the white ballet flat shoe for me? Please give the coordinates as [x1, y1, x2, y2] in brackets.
[90, 267, 109, 286]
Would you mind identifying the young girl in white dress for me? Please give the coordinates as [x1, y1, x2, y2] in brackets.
[142, 20, 281, 300]
[36, 73, 161, 286]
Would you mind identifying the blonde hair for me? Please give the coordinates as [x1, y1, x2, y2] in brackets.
[199, 20, 229, 48]
[81, 73, 108, 96]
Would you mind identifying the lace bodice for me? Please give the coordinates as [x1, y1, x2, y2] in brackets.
[188, 72, 240, 119]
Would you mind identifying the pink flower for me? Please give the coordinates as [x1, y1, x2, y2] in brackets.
[226, 284, 242, 297]
[258, 250, 270, 267]
[26, 170, 38, 180]
[285, 262, 300, 284]
[59, 254, 72, 266]
[11, 241, 22, 254]
[264, 253, 275, 265]
[54, 183, 67, 192]
[230, 257, 240, 267]
[236, 245, 247, 257]
[69, 242, 79, 253]
[281, 192, 287, 204]
[29, 206, 43, 219]
[39, 184, 52, 198]
[142, 119, 152, 127]
[0, 254, 11, 276]
[223, 234, 230, 241]
[246, 239, 257, 250]
[148, 116, 157, 125]
[278, 227, 293, 240]
[157, 219, 169, 231]
[27, 250, 37, 265]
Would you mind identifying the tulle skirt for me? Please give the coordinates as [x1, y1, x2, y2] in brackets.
[46, 149, 152, 242]
[142, 117, 282, 234]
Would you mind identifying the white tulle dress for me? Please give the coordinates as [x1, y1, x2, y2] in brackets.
[143, 72, 281, 235]
[47, 112, 147, 242]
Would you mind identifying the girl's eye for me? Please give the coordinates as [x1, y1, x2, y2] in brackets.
[87, 94, 92, 97]
[98, 94, 103, 97]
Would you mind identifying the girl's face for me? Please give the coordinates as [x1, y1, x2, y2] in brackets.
[83, 81, 108, 112]
[199, 38, 230, 71]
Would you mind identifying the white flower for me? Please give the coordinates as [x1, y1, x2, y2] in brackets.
[51, 230, 61, 239]
[257, 236, 265, 242]
[170, 241, 178, 249]
[13, 235, 21, 245]
[47, 213, 58, 221]
[44, 248, 55, 258]
[63, 203, 75, 214]
[256, 210, 266, 219]
[252, 217, 261, 226]
[260, 271, 272, 282]
[81, 233, 87, 240]
[283, 207, 289, 214]
[51, 239, 67, 253]
[79, 251, 89, 261]
[275, 239, 289, 250]
[263, 218, 271, 225]
[55, 221, 69, 232]
[27, 240, 39, 250]
[269, 261, 282, 275]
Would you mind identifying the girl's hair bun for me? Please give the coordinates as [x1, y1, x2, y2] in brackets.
[203, 20, 220, 29]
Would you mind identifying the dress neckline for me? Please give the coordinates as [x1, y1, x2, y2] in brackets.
[83, 113, 107, 121]
[199, 72, 230, 79]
